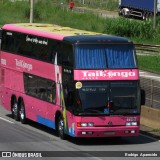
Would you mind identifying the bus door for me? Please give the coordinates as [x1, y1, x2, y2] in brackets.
[62, 66, 74, 132]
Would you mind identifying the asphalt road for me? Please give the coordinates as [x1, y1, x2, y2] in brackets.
[0, 106, 160, 160]
[73, 6, 118, 18]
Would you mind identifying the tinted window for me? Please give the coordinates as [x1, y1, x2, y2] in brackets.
[1, 31, 16, 53]
[0, 28, 2, 39]
[24, 73, 56, 103]
[62, 43, 73, 67]
[1, 30, 63, 65]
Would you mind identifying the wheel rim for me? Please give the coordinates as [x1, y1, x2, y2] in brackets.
[58, 119, 64, 136]
[20, 107, 25, 120]
[13, 103, 18, 117]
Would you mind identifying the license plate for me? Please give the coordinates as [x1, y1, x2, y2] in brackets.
[104, 131, 115, 135]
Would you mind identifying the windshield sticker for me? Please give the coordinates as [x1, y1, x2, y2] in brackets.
[76, 82, 82, 89]
[104, 108, 109, 114]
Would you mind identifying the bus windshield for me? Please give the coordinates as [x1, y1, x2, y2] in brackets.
[74, 81, 140, 115]
[75, 44, 136, 69]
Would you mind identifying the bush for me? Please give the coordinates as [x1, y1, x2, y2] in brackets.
[104, 18, 155, 40]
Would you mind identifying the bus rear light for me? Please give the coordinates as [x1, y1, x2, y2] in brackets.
[77, 122, 94, 127]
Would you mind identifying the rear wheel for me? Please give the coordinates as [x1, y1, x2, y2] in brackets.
[118, 8, 122, 16]
[58, 116, 66, 140]
[19, 100, 27, 124]
[12, 98, 19, 121]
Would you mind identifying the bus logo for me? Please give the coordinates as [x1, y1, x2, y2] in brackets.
[108, 121, 113, 126]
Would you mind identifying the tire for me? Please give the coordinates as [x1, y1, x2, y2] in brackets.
[147, 13, 152, 21]
[19, 100, 27, 124]
[58, 116, 66, 140]
[12, 98, 19, 121]
[142, 12, 147, 20]
[118, 8, 122, 16]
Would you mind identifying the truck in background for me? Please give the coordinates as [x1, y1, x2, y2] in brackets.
[119, 0, 160, 20]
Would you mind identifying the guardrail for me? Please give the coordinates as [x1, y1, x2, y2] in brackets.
[135, 44, 160, 55]
[135, 44, 160, 109]
[140, 77, 160, 109]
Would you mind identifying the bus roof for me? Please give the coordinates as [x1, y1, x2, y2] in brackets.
[2, 23, 131, 43]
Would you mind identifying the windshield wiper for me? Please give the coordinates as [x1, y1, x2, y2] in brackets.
[84, 108, 102, 113]
[84, 106, 107, 113]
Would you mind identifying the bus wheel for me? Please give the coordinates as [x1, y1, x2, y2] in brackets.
[12, 99, 19, 121]
[58, 116, 66, 140]
[19, 100, 27, 124]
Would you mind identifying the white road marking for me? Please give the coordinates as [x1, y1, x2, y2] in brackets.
[0, 116, 14, 124]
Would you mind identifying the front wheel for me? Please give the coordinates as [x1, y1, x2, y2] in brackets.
[19, 100, 27, 124]
[58, 116, 66, 140]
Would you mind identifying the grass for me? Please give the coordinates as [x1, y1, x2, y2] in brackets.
[152, 128, 160, 132]
[0, 0, 159, 74]
[137, 56, 160, 74]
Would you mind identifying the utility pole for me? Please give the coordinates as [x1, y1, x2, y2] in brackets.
[30, 0, 34, 23]
[153, 0, 157, 29]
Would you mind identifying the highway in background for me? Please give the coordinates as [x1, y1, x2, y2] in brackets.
[140, 70, 160, 81]
[0, 106, 159, 160]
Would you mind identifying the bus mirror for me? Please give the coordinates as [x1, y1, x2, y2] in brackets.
[141, 89, 145, 105]
[0, 28, 2, 39]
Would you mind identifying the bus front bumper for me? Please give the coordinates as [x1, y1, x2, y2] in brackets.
[74, 126, 139, 138]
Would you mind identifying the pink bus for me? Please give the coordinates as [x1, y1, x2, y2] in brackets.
[0, 23, 143, 139]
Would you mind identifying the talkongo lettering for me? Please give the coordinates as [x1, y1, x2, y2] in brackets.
[15, 59, 33, 71]
[82, 71, 136, 78]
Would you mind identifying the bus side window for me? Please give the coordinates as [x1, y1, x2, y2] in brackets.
[24, 73, 56, 104]
[62, 43, 73, 67]
[0, 29, 3, 50]
[47, 81, 56, 104]
[48, 41, 60, 64]
[0, 28, 2, 39]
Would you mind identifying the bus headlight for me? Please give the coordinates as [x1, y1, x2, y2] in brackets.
[77, 122, 94, 127]
[126, 122, 137, 126]
[126, 122, 131, 126]
[87, 122, 94, 127]
[81, 123, 88, 127]
[131, 122, 137, 126]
